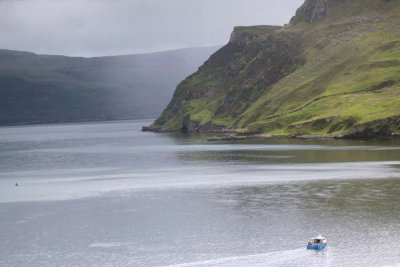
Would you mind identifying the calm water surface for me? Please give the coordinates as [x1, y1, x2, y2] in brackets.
[1, 120, 400, 266]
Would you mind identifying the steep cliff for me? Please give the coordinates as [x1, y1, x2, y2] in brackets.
[149, 0, 400, 138]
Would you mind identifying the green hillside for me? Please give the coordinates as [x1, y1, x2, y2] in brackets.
[0, 46, 218, 125]
[151, 0, 400, 138]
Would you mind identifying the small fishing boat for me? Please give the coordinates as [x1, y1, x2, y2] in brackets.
[306, 235, 327, 250]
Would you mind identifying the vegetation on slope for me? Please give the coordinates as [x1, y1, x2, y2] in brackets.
[152, 0, 400, 138]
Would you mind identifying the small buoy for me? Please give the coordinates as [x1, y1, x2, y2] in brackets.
[15, 182, 18, 187]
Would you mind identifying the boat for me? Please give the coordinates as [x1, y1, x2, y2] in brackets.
[306, 235, 327, 250]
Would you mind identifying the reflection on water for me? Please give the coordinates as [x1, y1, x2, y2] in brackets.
[1, 120, 400, 266]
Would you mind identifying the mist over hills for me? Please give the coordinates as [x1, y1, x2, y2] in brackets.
[0, 46, 219, 125]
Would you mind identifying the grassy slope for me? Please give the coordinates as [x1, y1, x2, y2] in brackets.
[155, 0, 400, 137]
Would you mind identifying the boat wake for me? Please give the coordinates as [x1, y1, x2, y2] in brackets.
[163, 248, 331, 267]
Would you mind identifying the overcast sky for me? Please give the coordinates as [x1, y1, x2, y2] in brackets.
[0, 0, 304, 57]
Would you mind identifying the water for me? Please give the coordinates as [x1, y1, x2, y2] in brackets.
[1, 120, 400, 266]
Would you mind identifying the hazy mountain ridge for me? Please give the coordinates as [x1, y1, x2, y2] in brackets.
[150, 0, 400, 138]
[0, 46, 219, 125]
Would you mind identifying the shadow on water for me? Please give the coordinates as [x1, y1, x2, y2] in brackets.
[176, 137, 400, 164]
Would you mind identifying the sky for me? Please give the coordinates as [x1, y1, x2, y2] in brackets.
[0, 0, 304, 57]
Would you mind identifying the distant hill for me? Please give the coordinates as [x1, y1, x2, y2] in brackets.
[0, 46, 219, 125]
[151, 0, 400, 138]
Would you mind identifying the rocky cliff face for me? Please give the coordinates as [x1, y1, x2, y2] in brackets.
[150, 0, 400, 138]
[291, 0, 346, 23]
[229, 26, 281, 46]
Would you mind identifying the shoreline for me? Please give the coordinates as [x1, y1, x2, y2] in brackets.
[142, 125, 400, 141]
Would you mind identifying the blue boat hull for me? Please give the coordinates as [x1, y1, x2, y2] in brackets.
[307, 243, 327, 250]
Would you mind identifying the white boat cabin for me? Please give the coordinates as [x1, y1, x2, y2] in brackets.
[308, 235, 327, 244]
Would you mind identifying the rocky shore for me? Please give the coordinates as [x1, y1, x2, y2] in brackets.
[143, 120, 400, 140]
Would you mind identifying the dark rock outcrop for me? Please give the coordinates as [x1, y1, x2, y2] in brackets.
[343, 116, 400, 138]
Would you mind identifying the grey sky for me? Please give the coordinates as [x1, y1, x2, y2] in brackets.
[0, 0, 304, 57]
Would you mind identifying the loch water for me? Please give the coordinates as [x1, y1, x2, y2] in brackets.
[1, 120, 400, 266]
